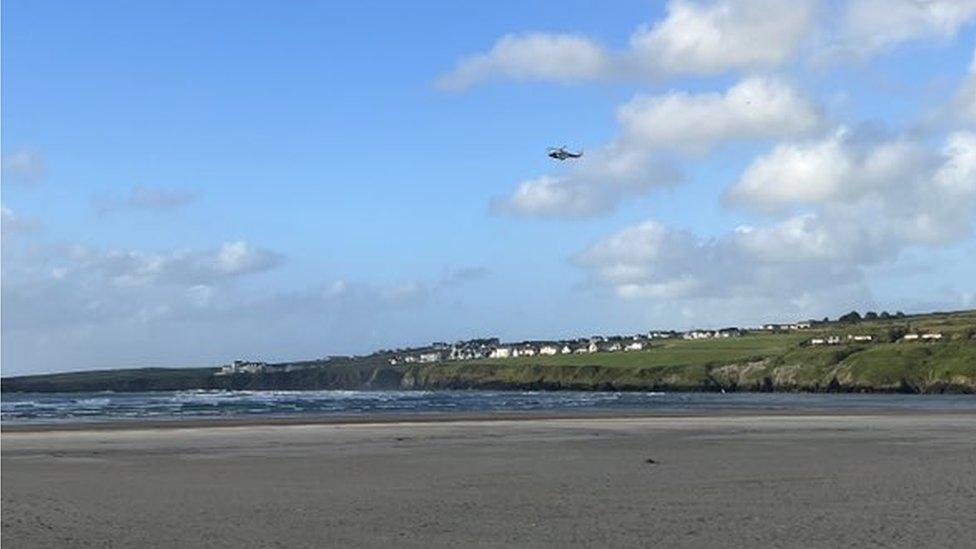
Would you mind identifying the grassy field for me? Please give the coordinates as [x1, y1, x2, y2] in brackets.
[487, 333, 807, 369]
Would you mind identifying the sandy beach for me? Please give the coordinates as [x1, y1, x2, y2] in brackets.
[3, 412, 975, 548]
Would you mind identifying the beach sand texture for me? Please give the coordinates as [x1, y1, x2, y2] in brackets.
[3, 413, 975, 548]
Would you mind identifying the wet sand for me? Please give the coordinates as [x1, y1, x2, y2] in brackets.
[3, 412, 976, 547]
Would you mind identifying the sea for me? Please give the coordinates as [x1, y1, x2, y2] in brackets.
[2, 391, 975, 425]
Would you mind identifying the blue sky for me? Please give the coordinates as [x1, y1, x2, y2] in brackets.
[3, 1, 976, 374]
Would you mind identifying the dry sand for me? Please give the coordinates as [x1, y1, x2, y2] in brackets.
[3, 413, 976, 548]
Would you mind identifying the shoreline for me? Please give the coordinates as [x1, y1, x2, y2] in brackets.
[5, 407, 976, 433]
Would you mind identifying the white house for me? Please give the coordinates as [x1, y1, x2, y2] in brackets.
[902, 334, 920, 341]
[624, 341, 644, 351]
[490, 347, 512, 359]
[514, 346, 536, 357]
[217, 360, 268, 375]
[539, 345, 559, 356]
[809, 338, 826, 345]
[418, 352, 442, 363]
[921, 333, 943, 341]
[848, 334, 873, 342]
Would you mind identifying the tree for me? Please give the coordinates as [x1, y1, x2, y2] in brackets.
[886, 326, 907, 342]
[864, 311, 878, 320]
[838, 311, 862, 323]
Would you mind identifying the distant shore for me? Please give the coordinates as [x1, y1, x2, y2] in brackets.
[4, 411, 975, 547]
[5, 309, 976, 395]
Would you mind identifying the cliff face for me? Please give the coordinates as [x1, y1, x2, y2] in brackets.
[397, 359, 976, 393]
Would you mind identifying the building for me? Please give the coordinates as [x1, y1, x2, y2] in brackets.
[217, 360, 269, 375]
[490, 346, 512, 359]
[624, 341, 644, 351]
[418, 352, 442, 363]
[848, 334, 873, 342]
[902, 334, 920, 341]
[921, 333, 943, 341]
[539, 344, 559, 356]
[514, 346, 536, 357]
[809, 338, 826, 345]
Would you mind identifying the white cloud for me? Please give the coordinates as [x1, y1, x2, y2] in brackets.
[575, 214, 875, 307]
[494, 149, 681, 217]
[724, 128, 966, 222]
[840, 0, 976, 57]
[93, 185, 199, 214]
[436, 33, 610, 90]
[1, 207, 39, 235]
[437, 1, 815, 90]
[628, 0, 814, 75]
[618, 76, 822, 153]
[725, 130, 853, 209]
[35, 240, 284, 290]
[1, 150, 45, 185]
[439, 1, 976, 90]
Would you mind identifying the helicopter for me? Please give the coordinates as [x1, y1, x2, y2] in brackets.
[547, 146, 583, 161]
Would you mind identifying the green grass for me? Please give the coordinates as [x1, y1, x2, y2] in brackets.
[835, 344, 935, 388]
[486, 333, 806, 369]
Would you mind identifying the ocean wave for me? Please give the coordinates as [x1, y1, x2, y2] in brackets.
[3, 391, 975, 424]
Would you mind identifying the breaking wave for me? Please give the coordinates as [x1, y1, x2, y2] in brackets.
[2, 390, 973, 424]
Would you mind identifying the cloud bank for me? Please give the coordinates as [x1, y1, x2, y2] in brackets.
[438, 1, 815, 89]
[576, 131, 976, 307]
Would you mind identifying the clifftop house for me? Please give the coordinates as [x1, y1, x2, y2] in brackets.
[217, 360, 269, 375]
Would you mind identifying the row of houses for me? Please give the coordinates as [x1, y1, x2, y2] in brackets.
[902, 333, 943, 341]
[385, 328, 744, 365]
[808, 332, 944, 346]
[761, 322, 813, 331]
[809, 335, 871, 345]
[217, 360, 323, 375]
